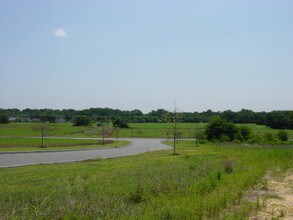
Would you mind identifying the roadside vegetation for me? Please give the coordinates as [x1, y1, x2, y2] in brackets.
[0, 142, 292, 219]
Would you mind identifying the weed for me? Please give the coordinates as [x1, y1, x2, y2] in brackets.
[223, 159, 235, 174]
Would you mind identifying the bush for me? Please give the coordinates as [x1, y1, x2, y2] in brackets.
[0, 114, 9, 124]
[113, 119, 129, 128]
[264, 132, 275, 142]
[205, 116, 238, 141]
[73, 116, 91, 126]
[277, 130, 288, 142]
[235, 126, 251, 141]
[222, 160, 235, 174]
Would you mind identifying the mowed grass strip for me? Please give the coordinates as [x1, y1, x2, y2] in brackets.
[0, 142, 292, 219]
[0, 138, 129, 152]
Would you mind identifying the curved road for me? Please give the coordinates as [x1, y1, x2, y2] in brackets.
[0, 138, 171, 168]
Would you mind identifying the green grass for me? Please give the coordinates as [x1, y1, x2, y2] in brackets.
[0, 122, 90, 137]
[1, 122, 293, 140]
[0, 142, 292, 219]
[117, 123, 206, 138]
[0, 138, 129, 152]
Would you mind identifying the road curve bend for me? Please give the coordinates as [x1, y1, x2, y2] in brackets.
[0, 138, 171, 168]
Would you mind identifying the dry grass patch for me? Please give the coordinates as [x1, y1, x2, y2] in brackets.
[248, 170, 293, 220]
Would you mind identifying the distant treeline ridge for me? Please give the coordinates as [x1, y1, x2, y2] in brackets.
[0, 108, 292, 129]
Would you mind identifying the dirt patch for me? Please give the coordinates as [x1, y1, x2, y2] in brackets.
[248, 170, 293, 220]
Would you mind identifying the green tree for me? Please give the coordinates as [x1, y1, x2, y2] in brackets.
[113, 118, 129, 128]
[206, 116, 238, 141]
[0, 114, 9, 124]
[73, 116, 91, 126]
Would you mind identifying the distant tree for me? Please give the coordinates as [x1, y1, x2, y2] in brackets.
[277, 130, 288, 142]
[32, 122, 51, 148]
[40, 115, 56, 123]
[73, 116, 91, 126]
[266, 111, 292, 129]
[113, 118, 129, 128]
[0, 114, 9, 124]
[221, 110, 236, 122]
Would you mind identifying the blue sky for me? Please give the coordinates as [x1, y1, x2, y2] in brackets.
[0, 0, 292, 113]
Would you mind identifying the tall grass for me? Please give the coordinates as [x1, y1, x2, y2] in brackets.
[0, 143, 292, 219]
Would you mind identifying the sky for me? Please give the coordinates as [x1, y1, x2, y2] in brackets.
[0, 0, 292, 113]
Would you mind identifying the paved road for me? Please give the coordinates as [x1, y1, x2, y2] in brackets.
[0, 138, 171, 168]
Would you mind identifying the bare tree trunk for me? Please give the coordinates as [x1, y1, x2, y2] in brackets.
[102, 124, 105, 145]
[173, 125, 176, 155]
[41, 127, 44, 148]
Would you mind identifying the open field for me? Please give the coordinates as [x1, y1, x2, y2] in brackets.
[1, 122, 293, 139]
[0, 122, 292, 154]
[0, 142, 292, 219]
[0, 138, 129, 152]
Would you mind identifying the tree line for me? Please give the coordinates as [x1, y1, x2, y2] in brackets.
[0, 108, 292, 129]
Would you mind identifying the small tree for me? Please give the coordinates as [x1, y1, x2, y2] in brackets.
[192, 129, 206, 146]
[114, 128, 121, 143]
[164, 106, 181, 155]
[32, 122, 51, 148]
[98, 122, 112, 145]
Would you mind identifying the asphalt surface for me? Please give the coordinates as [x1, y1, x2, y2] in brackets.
[0, 138, 171, 168]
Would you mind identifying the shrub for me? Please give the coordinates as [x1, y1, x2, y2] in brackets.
[113, 119, 129, 128]
[222, 160, 235, 174]
[206, 116, 238, 141]
[277, 130, 288, 142]
[264, 132, 275, 142]
[0, 114, 9, 124]
[235, 126, 251, 141]
[73, 116, 91, 126]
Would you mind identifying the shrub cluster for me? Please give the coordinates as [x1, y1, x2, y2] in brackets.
[205, 116, 290, 144]
[205, 116, 251, 142]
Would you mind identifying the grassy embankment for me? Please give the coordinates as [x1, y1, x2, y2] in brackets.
[0, 142, 292, 219]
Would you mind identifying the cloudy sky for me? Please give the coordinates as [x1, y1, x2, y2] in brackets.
[0, 0, 292, 112]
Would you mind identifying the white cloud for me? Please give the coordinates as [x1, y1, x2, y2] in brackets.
[54, 28, 67, 38]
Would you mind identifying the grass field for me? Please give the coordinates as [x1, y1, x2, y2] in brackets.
[0, 142, 292, 219]
[0, 122, 292, 152]
[0, 123, 90, 137]
[1, 122, 292, 139]
[0, 138, 129, 152]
